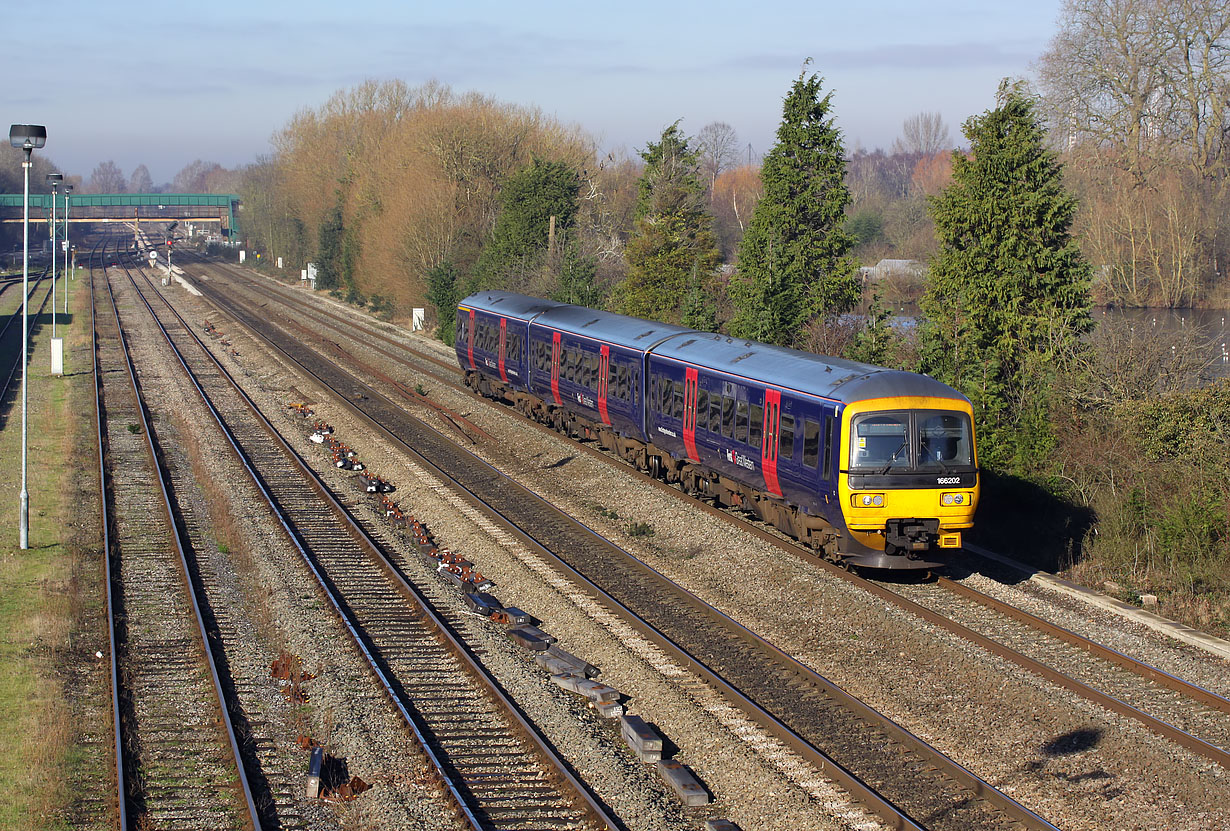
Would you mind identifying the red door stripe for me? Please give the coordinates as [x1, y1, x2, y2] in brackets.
[498, 317, 508, 382]
[598, 345, 611, 425]
[683, 367, 699, 462]
[550, 332, 562, 405]
[762, 388, 782, 497]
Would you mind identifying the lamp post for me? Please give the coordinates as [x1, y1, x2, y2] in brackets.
[63, 184, 72, 315]
[10, 124, 47, 550]
[47, 173, 62, 340]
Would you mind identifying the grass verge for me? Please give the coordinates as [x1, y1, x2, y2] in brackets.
[0, 275, 109, 830]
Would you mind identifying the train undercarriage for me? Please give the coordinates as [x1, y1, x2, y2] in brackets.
[467, 371, 846, 561]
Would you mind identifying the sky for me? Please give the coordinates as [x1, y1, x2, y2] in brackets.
[8, 0, 1065, 186]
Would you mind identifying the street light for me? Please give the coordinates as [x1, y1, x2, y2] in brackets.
[47, 173, 62, 341]
[63, 184, 72, 315]
[10, 123, 47, 550]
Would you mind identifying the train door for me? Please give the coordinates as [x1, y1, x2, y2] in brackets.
[683, 368, 699, 461]
[498, 317, 508, 382]
[466, 309, 476, 370]
[762, 389, 783, 497]
[598, 346, 611, 425]
[550, 332, 562, 405]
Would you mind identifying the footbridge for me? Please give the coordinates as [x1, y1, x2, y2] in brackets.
[0, 192, 239, 237]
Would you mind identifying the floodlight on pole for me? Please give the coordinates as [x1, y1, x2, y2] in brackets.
[63, 184, 72, 315]
[10, 124, 47, 550]
[47, 173, 62, 340]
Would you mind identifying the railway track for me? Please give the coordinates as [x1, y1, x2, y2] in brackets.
[196, 260, 1230, 769]
[185, 259, 1060, 831]
[0, 264, 55, 402]
[92, 240, 262, 830]
[126, 252, 614, 830]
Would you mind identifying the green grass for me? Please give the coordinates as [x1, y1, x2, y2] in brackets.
[0, 274, 108, 830]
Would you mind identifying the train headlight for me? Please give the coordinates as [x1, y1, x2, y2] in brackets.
[941, 492, 966, 506]
[853, 493, 885, 508]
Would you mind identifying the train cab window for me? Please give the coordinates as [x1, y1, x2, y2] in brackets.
[672, 382, 685, 420]
[851, 413, 910, 471]
[916, 412, 973, 469]
[721, 396, 735, 437]
[779, 414, 795, 460]
[709, 395, 722, 433]
[749, 403, 763, 449]
[696, 390, 709, 430]
[802, 418, 820, 468]
[735, 401, 749, 443]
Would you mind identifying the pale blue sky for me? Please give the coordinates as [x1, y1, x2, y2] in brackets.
[9, 0, 1063, 184]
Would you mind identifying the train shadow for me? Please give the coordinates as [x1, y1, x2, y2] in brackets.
[964, 470, 1095, 583]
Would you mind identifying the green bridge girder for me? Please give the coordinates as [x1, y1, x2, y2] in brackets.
[0, 192, 240, 237]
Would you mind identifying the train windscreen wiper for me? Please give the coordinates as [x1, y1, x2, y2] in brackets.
[878, 440, 908, 475]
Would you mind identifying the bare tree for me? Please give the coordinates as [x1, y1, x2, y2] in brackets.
[128, 164, 154, 193]
[173, 160, 224, 192]
[891, 112, 951, 156]
[695, 121, 740, 192]
[87, 161, 126, 194]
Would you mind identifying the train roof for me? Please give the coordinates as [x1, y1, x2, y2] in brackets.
[652, 332, 968, 405]
[533, 305, 695, 352]
[459, 290, 562, 321]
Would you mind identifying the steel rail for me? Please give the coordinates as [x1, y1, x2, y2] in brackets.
[130, 263, 618, 831]
[90, 239, 127, 831]
[209, 263, 1230, 725]
[197, 279, 1058, 831]
[98, 240, 262, 830]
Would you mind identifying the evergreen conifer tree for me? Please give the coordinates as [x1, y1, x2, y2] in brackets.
[471, 158, 581, 291]
[426, 260, 460, 346]
[920, 82, 1092, 469]
[729, 70, 859, 347]
[616, 124, 721, 323]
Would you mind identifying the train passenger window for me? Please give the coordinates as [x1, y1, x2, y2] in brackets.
[655, 375, 669, 412]
[749, 403, 763, 449]
[709, 395, 722, 433]
[802, 419, 820, 468]
[619, 364, 631, 399]
[721, 396, 735, 437]
[672, 382, 685, 420]
[735, 401, 749, 443]
[696, 390, 709, 429]
[580, 354, 591, 388]
[780, 414, 795, 460]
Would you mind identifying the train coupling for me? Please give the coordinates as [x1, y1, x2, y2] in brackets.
[885, 518, 940, 553]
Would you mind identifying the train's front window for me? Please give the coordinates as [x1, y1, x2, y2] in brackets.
[850, 410, 973, 472]
[916, 412, 973, 470]
[851, 413, 911, 472]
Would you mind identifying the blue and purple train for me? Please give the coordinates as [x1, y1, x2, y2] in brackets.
[456, 291, 979, 569]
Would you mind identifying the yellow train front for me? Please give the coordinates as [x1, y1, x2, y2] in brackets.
[835, 392, 979, 569]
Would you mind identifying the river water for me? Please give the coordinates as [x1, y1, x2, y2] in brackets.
[1095, 306, 1230, 382]
[883, 305, 1230, 383]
